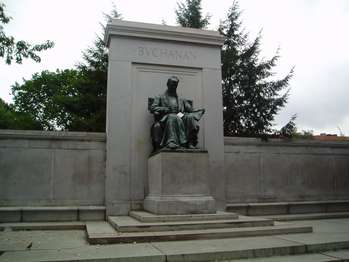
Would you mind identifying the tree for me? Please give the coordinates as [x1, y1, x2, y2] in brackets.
[220, 1, 293, 136]
[175, 0, 210, 29]
[0, 98, 42, 130]
[11, 69, 83, 130]
[0, 2, 54, 64]
[10, 7, 121, 131]
[71, 7, 122, 131]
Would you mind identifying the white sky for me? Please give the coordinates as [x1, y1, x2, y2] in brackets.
[1, 0, 349, 135]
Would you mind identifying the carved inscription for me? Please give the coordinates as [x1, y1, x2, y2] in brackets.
[137, 46, 196, 61]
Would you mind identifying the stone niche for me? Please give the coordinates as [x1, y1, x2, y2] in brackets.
[105, 20, 225, 215]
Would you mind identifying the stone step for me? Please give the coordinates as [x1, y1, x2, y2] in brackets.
[227, 250, 349, 261]
[150, 237, 349, 262]
[129, 210, 238, 222]
[108, 215, 274, 232]
[0, 206, 106, 222]
[87, 222, 312, 244]
[262, 212, 349, 221]
[0, 221, 85, 231]
[226, 200, 349, 216]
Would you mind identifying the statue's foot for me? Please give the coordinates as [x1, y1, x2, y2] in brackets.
[166, 142, 179, 149]
[188, 144, 198, 149]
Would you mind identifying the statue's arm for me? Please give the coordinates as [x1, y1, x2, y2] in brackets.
[183, 99, 193, 113]
[150, 96, 169, 115]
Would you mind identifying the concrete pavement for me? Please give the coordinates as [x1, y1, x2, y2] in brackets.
[0, 218, 349, 261]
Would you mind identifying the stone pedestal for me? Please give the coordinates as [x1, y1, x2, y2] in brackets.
[144, 150, 216, 215]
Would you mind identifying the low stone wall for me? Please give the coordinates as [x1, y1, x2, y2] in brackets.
[224, 137, 349, 203]
[2, 130, 348, 209]
[0, 130, 106, 206]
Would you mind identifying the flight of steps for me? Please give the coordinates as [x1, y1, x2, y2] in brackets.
[86, 210, 312, 244]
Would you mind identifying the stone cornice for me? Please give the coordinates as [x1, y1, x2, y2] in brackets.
[105, 19, 225, 47]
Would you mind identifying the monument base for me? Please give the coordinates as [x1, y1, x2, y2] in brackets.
[144, 195, 216, 215]
[144, 150, 216, 215]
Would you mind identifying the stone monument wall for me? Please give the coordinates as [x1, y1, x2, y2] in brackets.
[0, 130, 106, 206]
[224, 137, 349, 203]
[1, 129, 349, 209]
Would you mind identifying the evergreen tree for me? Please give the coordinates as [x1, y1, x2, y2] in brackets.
[220, 1, 293, 136]
[71, 7, 122, 131]
[0, 2, 54, 64]
[175, 0, 210, 29]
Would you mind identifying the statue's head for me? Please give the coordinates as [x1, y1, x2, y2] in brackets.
[166, 76, 179, 93]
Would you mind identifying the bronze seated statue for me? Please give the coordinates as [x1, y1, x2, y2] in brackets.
[148, 76, 205, 152]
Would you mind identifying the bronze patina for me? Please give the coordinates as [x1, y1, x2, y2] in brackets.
[149, 76, 205, 151]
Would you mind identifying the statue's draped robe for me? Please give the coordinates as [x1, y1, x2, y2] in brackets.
[150, 92, 205, 148]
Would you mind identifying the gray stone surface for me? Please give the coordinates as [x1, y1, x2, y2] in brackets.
[105, 20, 225, 215]
[0, 130, 106, 207]
[226, 253, 344, 261]
[0, 218, 348, 261]
[275, 218, 349, 253]
[129, 210, 238, 222]
[325, 249, 349, 260]
[79, 207, 106, 221]
[224, 137, 349, 203]
[247, 203, 289, 216]
[0, 230, 87, 252]
[144, 151, 216, 214]
[262, 212, 349, 221]
[0, 206, 106, 223]
[0, 208, 21, 222]
[86, 221, 116, 235]
[89, 223, 311, 244]
[227, 201, 349, 217]
[152, 237, 307, 261]
[108, 215, 273, 232]
[22, 208, 78, 222]
[0, 221, 85, 231]
[0, 241, 164, 262]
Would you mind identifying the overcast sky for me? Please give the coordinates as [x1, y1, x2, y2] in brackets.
[1, 0, 349, 135]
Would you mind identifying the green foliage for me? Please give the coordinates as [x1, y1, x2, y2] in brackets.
[0, 2, 54, 64]
[280, 114, 297, 137]
[9, 7, 121, 131]
[12, 70, 80, 130]
[175, 0, 210, 29]
[220, 1, 293, 137]
[11, 69, 107, 132]
[270, 115, 313, 139]
[0, 98, 42, 130]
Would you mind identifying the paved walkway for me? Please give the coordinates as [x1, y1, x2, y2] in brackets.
[0, 218, 349, 261]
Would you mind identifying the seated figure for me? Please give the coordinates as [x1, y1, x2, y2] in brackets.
[149, 76, 205, 151]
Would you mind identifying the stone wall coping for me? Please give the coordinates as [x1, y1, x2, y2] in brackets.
[0, 206, 106, 211]
[224, 136, 349, 148]
[227, 200, 349, 207]
[105, 19, 225, 47]
[0, 129, 106, 142]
